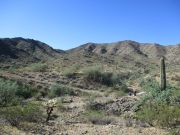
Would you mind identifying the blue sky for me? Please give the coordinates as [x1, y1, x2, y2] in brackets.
[0, 0, 180, 50]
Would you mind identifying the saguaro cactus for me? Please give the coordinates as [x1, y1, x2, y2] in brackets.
[160, 56, 166, 90]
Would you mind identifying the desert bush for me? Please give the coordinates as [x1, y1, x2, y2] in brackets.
[63, 64, 80, 77]
[83, 66, 122, 86]
[0, 102, 43, 126]
[103, 81, 129, 97]
[83, 66, 102, 81]
[169, 127, 180, 135]
[86, 101, 105, 111]
[48, 84, 77, 98]
[139, 79, 177, 105]
[101, 72, 122, 86]
[7, 66, 19, 72]
[15, 84, 37, 99]
[113, 83, 129, 92]
[85, 99, 111, 122]
[172, 75, 180, 82]
[136, 104, 180, 127]
[0, 78, 37, 106]
[25, 63, 48, 72]
[128, 71, 141, 81]
[83, 110, 113, 125]
[136, 79, 180, 128]
[0, 78, 20, 106]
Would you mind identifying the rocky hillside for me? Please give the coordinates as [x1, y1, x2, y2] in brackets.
[0, 37, 64, 66]
[68, 40, 180, 65]
[0, 38, 179, 69]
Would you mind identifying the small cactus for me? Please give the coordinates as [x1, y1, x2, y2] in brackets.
[43, 99, 57, 122]
[160, 57, 166, 90]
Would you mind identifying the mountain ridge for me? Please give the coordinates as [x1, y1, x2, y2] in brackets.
[0, 38, 179, 67]
[68, 40, 180, 64]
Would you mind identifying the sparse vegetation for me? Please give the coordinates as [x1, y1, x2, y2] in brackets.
[86, 101, 104, 111]
[0, 78, 20, 107]
[112, 83, 129, 93]
[169, 127, 180, 135]
[136, 103, 180, 127]
[83, 66, 123, 86]
[172, 75, 180, 82]
[24, 63, 48, 72]
[139, 79, 176, 105]
[15, 83, 37, 99]
[136, 79, 180, 128]
[63, 64, 80, 77]
[0, 38, 179, 134]
[48, 84, 77, 98]
[83, 110, 113, 125]
[0, 102, 43, 127]
[0, 78, 37, 107]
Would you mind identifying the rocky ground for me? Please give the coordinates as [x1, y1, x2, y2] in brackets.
[0, 70, 177, 135]
[0, 94, 170, 135]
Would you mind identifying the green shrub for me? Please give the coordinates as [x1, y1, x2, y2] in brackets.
[169, 127, 180, 135]
[0, 78, 37, 106]
[63, 68, 74, 77]
[139, 79, 176, 105]
[15, 84, 37, 99]
[0, 102, 43, 126]
[25, 63, 48, 72]
[136, 79, 180, 128]
[101, 72, 115, 86]
[0, 78, 20, 106]
[83, 66, 102, 82]
[136, 104, 180, 127]
[83, 66, 122, 86]
[63, 64, 80, 77]
[48, 84, 77, 98]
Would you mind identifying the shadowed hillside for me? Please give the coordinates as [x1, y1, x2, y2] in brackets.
[0, 37, 64, 67]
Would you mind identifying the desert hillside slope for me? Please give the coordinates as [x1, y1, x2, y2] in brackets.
[68, 40, 180, 64]
[0, 38, 179, 135]
[0, 37, 64, 66]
